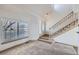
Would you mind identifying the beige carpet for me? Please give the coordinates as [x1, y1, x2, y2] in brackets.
[0, 40, 76, 55]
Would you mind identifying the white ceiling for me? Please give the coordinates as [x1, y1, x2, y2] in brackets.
[0, 4, 53, 18]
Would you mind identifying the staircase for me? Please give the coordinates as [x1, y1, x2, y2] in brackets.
[49, 11, 78, 38]
[51, 19, 78, 38]
[38, 33, 52, 44]
[38, 11, 78, 44]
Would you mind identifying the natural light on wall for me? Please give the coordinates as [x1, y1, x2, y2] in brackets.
[54, 4, 72, 12]
[54, 4, 62, 11]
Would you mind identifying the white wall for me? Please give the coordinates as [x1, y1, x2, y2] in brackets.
[0, 5, 41, 52]
[72, 4, 79, 12]
[54, 27, 78, 46]
[47, 4, 73, 30]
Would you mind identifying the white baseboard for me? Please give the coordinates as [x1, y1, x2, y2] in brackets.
[0, 38, 30, 52]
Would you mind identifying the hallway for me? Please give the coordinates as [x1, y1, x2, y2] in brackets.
[0, 4, 78, 55]
[0, 40, 76, 55]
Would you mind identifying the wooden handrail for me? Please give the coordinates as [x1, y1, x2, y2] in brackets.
[49, 11, 74, 30]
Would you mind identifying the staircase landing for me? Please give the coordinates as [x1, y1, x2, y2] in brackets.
[38, 34, 52, 44]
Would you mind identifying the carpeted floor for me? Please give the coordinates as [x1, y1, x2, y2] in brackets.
[0, 40, 76, 55]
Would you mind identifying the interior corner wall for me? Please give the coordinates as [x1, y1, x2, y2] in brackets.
[29, 15, 40, 40]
